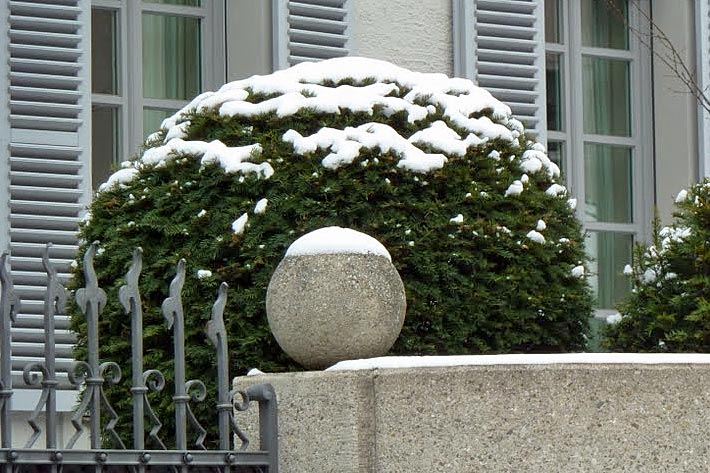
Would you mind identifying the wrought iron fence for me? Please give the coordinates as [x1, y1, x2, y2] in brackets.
[0, 242, 278, 472]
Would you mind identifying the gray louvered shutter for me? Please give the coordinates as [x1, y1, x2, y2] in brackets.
[274, 0, 352, 68]
[2, 0, 91, 391]
[454, 0, 547, 142]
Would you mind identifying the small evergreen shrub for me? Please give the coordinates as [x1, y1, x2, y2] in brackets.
[604, 179, 710, 351]
[72, 58, 592, 443]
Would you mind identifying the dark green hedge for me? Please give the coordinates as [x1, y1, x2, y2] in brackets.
[604, 179, 710, 351]
[71, 71, 592, 447]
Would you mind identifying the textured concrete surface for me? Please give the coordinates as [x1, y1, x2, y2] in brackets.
[266, 254, 406, 369]
[352, 0, 453, 75]
[235, 370, 375, 473]
[236, 363, 710, 472]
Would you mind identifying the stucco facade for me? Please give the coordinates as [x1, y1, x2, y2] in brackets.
[652, 0, 700, 222]
[352, 0, 454, 75]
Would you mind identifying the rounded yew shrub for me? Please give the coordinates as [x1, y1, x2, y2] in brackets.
[72, 58, 592, 442]
[604, 179, 710, 351]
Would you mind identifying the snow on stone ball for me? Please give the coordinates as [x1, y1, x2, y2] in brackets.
[267, 227, 405, 369]
[285, 226, 391, 260]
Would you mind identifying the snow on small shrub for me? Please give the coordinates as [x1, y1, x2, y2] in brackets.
[72, 58, 592, 438]
[604, 179, 710, 351]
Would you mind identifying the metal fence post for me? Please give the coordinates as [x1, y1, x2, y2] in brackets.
[246, 383, 279, 473]
[119, 248, 146, 451]
[0, 253, 20, 450]
[162, 259, 188, 452]
[41, 245, 67, 450]
[75, 243, 107, 450]
[206, 282, 230, 450]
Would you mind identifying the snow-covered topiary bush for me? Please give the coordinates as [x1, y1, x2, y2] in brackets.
[604, 179, 710, 351]
[73, 58, 592, 439]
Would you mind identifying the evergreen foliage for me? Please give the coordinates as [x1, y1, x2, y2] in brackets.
[604, 179, 710, 351]
[71, 63, 593, 446]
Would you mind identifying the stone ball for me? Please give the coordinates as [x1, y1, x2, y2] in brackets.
[266, 227, 406, 369]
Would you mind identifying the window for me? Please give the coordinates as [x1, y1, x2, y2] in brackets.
[90, 0, 225, 188]
[544, 0, 653, 314]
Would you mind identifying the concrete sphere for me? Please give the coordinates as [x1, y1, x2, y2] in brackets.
[266, 230, 406, 369]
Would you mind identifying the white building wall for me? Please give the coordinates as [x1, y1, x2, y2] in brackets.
[652, 0, 700, 223]
[10, 412, 89, 449]
[351, 0, 454, 75]
[226, 0, 274, 80]
[8, 390, 88, 449]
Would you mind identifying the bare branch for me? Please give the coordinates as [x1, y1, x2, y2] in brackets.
[603, 0, 710, 113]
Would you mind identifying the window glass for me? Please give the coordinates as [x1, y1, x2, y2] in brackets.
[547, 141, 565, 178]
[92, 8, 118, 95]
[545, 0, 562, 43]
[582, 57, 630, 136]
[581, 0, 629, 50]
[586, 231, 633, 309]
[145, 0, 201, 5]
[584, 144, 632, 223]
[144, 108, 175, 138]
[142, 14, 201, 100]
[92, 105, 120, 189]
[546, 53, 563, 131]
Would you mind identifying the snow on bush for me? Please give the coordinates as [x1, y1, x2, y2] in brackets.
[72, 57, 593, 436]
[604, 179, 710, 351]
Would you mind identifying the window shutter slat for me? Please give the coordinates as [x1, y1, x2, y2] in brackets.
[3, 0, 91, 392]
[275, 0, 352, 69]
[454, 0, 546, 141]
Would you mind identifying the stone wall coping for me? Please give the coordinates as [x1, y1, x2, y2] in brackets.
[324, 353, 710, 371]
[236, 357, 710, 472]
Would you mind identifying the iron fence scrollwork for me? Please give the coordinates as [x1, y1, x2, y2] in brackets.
[0, 243, 278, 472]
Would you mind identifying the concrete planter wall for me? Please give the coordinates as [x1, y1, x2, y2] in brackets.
[235, 355, 710, 472]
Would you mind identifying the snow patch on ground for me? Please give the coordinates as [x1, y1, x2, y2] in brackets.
[286, 226, 392, 261]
